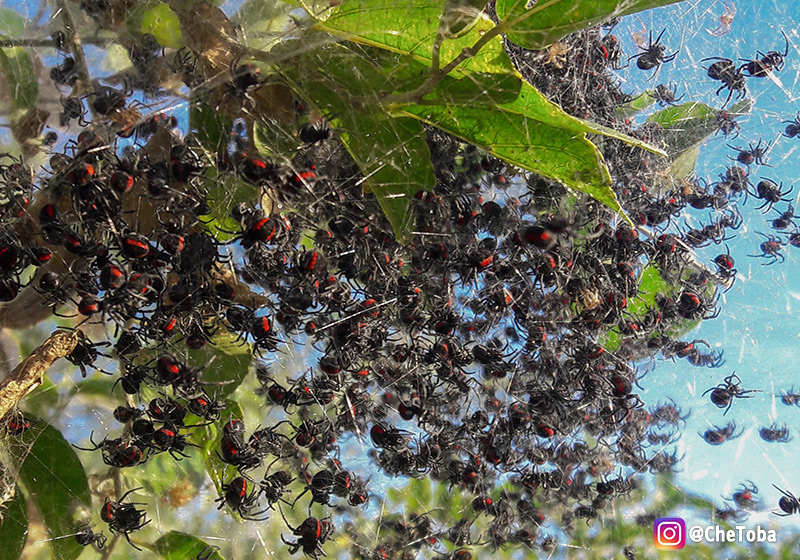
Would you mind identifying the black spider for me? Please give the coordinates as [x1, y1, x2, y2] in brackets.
[650, 83, 684, 106]
[630, 29, 678, 71]
[742, 31, 789, 77]
[703, 56, 748, 106]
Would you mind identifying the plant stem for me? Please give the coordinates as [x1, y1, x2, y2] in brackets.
[0, 331, 79, 420]
[54, 0, 96, 114]
[0, 37, 112, 48]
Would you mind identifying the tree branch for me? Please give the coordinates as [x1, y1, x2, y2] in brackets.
[0, 330, 80, 420]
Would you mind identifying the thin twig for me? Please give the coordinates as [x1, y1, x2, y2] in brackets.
[0, 330, 80, 420]
[54, 0, 97, 118]
[0, 37, 113, 48]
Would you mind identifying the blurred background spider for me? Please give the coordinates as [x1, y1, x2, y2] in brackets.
[707, 2, 737, 37]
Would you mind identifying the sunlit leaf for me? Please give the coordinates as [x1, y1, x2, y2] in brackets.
[400, 100, 621, 212]
[613, 91, 657, 120]
[323, 0, 513, 77]
[0, 485, 28, 560]
[667, 144, 700, 180]
[127, 1, 185, 48]
[0, 47, 38, 111]
[187, 344, 252, 399]
[496, 0, 684, 50]
[234, 0, 294, 51]
[100, 43, 133, 73]
[190, 94, 233, 155]
[13, 419, 91, 560]
[647, 98, 752, 157]
[0, 8, 25, 37]
[155, 532, 225, 560]
[338, 115, 435, 244]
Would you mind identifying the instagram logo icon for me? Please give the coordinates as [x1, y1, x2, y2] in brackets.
[654, 517, 686, 550]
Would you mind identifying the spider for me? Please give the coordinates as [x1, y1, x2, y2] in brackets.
[215, 477, 269, 521]
[752, 179, 792, 212]
[542, 42, 570, 69]
[650, 83, 684, 106]
[773, 485, 800, 516]
[782, 111, 800, 138]
[707, 2, 737, 37]
[702, 373, 761, 415]
[742, 31, 789, 77]
[730, 481, 759, 510]
[703, 56, 747, 106]
[715, 111, 741, 139]
[759, 424, 792, 443]
[751, 233, 786, 265]
[280, 513, 334, 560]
[631, 22, 648, 50]
[630, 29, 678, 71]
[728, 140, 770, 167]
[699, 421, 742, 445]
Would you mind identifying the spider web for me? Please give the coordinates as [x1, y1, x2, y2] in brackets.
[2, 0, 800, 559]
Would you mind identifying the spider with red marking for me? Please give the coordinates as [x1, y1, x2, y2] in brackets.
[751, 233, 786, 265]
[759, 423, 792, 443]
[703, 373, 760, 415]
[752, 179, 792, 212]
[215, 476, 269, 521]
[741, 31, 789, 77]
[100, 487, 150, 550]
[728, 140, 770, 167]
[279, 509, 334, 560]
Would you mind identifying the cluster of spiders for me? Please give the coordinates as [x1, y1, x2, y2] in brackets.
[4, 2, 800, 558]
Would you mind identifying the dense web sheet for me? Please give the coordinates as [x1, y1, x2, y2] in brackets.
[2, 1, 800, 559]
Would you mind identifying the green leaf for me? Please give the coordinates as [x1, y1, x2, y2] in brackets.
[0, 8, 26, 37]
[339, 115, 435, 244]
[191, 102, 233, 157]
[280, 42, 436, 243]
[100, 44, 133, 73]
[187, 344, 252, 399]
[323, 0, 514, 77]
[0, 485, 28, 560]
[613, 91, 657, 120]
[200, 170, 260, 243]
[647, 98, 752, 157]
[137, 447, 206, 502]
[13, 419, 91, 560]
[154, 532, 225, 560]
[667, 144, 700, 181]
[496, 0, 684, 50]
[234, 0, 294, 51]
[0, 47, 38, 111]
[199, 400, 244, 489]
[400, 94, 621, 212]
[129, 2, 184, 49]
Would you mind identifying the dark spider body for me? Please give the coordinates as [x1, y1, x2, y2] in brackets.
[752, 179, 792, 212]
[631, 29, 678, 71]
[759, 424, 791, 443]
[702, 373, 760, 415]
[700, 422, 742, 445]
[651, 83, 684, 106]
[751, 233, 785, 265]
[742, 31, 789, 77]
[728, 140, 770, 167]
[782, 111, 800, 138]
[773, 485, 800, 516]
[703, 57, 748, 106]
[100, 488, 150, 550]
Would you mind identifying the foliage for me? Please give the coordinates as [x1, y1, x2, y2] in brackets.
[0, 1, 785, 560]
